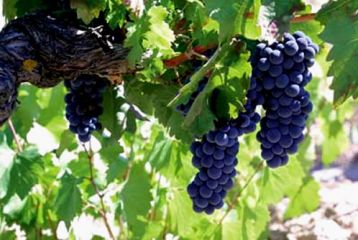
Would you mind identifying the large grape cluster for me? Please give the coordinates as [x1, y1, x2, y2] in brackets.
[251, 31, 318, 168]
[64, 75, 107, 142]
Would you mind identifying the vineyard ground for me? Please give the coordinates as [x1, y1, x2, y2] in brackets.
[270, 144, 358, 240]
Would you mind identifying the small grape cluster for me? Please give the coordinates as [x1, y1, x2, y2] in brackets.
[250, 31, 318, 168]
[176, 77, 208, 116]
[187, 122, 240, 214]
[64, 75, 107, 142]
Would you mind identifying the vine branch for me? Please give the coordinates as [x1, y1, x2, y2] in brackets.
[82, 143, 116, 240]
[291, 13, 316, 23]
[212, 161, 264, 234]
[8, 118, 23, 152]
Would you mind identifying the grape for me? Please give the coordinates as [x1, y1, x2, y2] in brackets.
[64, 75, 107, 142]
[250, 31, 317, 168]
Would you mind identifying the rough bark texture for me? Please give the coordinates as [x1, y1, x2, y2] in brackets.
[0, 12, 131, 125]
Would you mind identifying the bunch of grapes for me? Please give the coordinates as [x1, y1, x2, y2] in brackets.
[186, 75, 263, 214]
[64, 75, 108, 142]
[186, 122, 240, 214]
[250, 31, 318, 168]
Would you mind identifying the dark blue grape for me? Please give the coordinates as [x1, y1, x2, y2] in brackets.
[284, 41, 299, 56]
[289, 71, 303, 84]
[269, 65, 283, 77]
[285, 84, 300, 97]
[187, 183, 199, 198]
[267, 129, 281, 143]
[269, 50, 284, 65]
[258, 58, 270, 71]
[215, 132, 229, 146]
[64, 75, 107, 142]
[276, 74, 289, 88]
[267, 156, 282, 168]
[283, 58, 295, 69]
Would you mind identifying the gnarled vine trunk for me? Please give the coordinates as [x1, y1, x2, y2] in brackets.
[0, 12, 131, 125]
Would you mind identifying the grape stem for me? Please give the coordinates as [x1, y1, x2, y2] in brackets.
[217, 161, 264, 227]
[290, 13, 316, 23]
[8, 118, 24, 152]
[83, 143, 116, 240]
[163, 44, 216, 68]
[168, 42, 230, 108]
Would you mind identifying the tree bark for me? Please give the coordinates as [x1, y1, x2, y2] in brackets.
[0, 12, 131, 125]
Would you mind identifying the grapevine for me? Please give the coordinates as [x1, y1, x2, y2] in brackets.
[0, 0, 355, 239]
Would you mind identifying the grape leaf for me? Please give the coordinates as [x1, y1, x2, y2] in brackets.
[203, 0, 261, 41]
[70, 0, 106, 24]
[3, 0, 17, 20]
[0, 134, 15, 199]
[54, 173, 83, 226]
[12, 86, 42, 138]
[260, 0, 301, 20]
[317, 0, 358, 106]
[57, 130, 78, 157]
[259, 159, 304, 204]
[100, 87, 125, 140]
[125, 80, 192, 142]
[144, 6, 175, 56]
[106, 155, 128, 183]
[121, 162, 152, 238]
[6, 146, 43, 199]
[285, 177, 320, 219]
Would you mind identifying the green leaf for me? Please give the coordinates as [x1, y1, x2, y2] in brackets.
[106, 155, 128, 183]
[54, 173, 82, 226]
[100, 87, 125, 140]
[121, 162, 152, 239]
[0, 134, 15, 199]
[57, 130, 78, 157]
[13, 86, 42, 137]
[285, 177, 320, 219]
[67, 152, 90, 178]
[144, 6, 175, 55]
[259, 159, 304, 204]
[106, 1, 127, 28]
[125, 80, 192, 141]
[260, 0, 301, 20]
[147, 133, 173, 171]
[3, 0, 17, 20]
[70, 0, 106, 24]
[7, 147, 43, 199]
[204, 0, 260, 41]
[317, 0, 358, 105]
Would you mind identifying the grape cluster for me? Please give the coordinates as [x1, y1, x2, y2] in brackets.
[64, 75, 107, 142]
[176, 77, 208, 116]
[250, 31, 318, 168]
[187, 122, 240, 214]
[186, 74, 262, 214]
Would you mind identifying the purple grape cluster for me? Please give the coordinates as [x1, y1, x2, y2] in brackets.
[186, 76, 263, 214]
[176, 77, 208, 116]
[251, 31, 318, 168]
[186, 123, 240, 214]
[64, 75, 107, 142]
